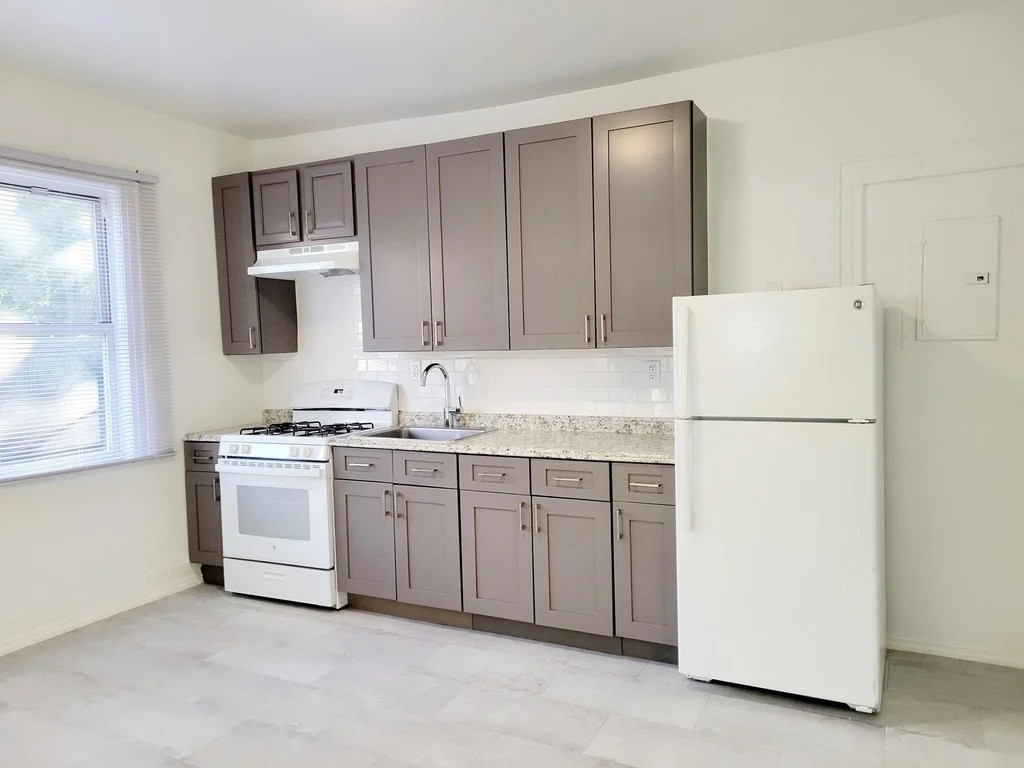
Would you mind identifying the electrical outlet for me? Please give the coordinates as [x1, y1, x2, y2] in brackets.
[646, 360, 661, 384]
[766, 282, 783, 292]
[409, 361, 421, 380]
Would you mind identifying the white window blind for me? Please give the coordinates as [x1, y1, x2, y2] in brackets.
[0, 155, 171, 482]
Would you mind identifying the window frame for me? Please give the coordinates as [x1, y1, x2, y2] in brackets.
[0, 164, 158, 481]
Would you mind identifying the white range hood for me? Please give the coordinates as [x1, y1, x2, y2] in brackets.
[248, 241, 359, 280]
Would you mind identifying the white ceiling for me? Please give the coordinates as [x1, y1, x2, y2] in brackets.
[0, 0, 1004, 138]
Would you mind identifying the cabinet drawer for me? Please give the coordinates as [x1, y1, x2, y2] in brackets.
[459, 455, 530, 495]
[333, 447, 393, 482]
[184, 441, 220, 472]
[393, 451, 458, 488]
[531, 459, 610, 501]
[612, 463, 675, 504]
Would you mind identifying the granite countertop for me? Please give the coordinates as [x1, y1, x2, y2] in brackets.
[183, 413, 674, 464]
[334, 428, 674, 464]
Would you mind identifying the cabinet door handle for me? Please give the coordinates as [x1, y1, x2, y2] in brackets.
[288, 211, 297, 236]
[584, 314, 591, 344]
[395, 492, 405, 519]
[214, 478, 220, 502]
[348, 462, 374, 469]
[248, 326, 257, 351]
[616, 508, 624, 540]
[600, 313, 608, 343]
[422, 320, 431, 347]
[435, 320, 444, 346]
[535, 503, 543, 533]
[518, 501, 527, 531]
[551, 476, 583, 484]
[383, 489, 392, 517]
[628, 481, 662, 490]
[305, 209, 314, 234]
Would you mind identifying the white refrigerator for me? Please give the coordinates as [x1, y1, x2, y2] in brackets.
[672, 285, 884, 713]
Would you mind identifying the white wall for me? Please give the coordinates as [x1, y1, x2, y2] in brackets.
[253, 2, 1024, 665]
[0, 67, 260, 654]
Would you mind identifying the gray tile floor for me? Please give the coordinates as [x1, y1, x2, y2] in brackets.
[1, 586, 1023, 767]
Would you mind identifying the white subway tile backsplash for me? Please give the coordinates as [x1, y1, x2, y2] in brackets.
[273, 276, 678, 417]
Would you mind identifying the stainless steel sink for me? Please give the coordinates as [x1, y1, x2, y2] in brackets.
[363, 426, 490, 442]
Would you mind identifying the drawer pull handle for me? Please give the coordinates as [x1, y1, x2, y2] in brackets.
[552, 476, 583, 484]
[262, 571, 286, 581]
[410, 467, 438, 474]
[193, 456, 215, 464]
[477, 472, 506, 479]
[628, 481, 663, 490]
[348, 462, 374, 468]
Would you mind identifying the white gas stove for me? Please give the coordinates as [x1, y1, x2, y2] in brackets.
[216, 380, 397, 608]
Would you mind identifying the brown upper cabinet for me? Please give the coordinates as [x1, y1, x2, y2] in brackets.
[426, 134, 510, 351]
[252, 161, 355, 248]
[505, 119, 596, 350]
[356, 146, 433, 352]
[211, 173, 297, 355]
[594, 102, 708, 347]
[357, 135, 510, 352]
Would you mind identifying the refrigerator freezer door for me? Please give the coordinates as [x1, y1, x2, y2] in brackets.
[675, 419, 884, 710]
[672, 286, 880, 421]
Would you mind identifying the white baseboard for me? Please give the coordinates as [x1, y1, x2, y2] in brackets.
[0, 571, 202, 658]
[887, 635, 1024, 670]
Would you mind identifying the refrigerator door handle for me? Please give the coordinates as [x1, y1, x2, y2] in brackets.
[674, 306, 692, 419]
[680, 419, 695, 532]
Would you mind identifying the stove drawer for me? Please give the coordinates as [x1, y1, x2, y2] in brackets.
[333, 447, 393, 482]
[224, 558, 343, 608]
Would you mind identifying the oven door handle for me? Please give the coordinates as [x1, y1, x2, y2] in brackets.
[215, 462, 328, 479]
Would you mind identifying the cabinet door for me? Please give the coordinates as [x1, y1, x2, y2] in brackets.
[394, 485, 461, 610]
[333, 480, 396, 599]
[505, 120, 596, 350]
[355, 147, 433, 352]
[426, 134, 509, 351]
[212, 173, 261, 355]
[185, 471, 223, 566]
[614, 502, 677, 645]
[460, 490, 533, 622]
[594, 102, 706, 348]
[533, 497, 613, 636]
[252, 169, 301, 247]
[302, 160, 355, 240]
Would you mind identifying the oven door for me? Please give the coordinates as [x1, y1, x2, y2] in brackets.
[216, 459, 334, 569]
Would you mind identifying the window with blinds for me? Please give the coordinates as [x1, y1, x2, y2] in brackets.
[0, 156, 171, 482]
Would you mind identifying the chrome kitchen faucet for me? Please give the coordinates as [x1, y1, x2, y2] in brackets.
[421, 363, 462, 428]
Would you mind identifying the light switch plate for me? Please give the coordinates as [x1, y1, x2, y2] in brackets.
[409, 361, 421, 379]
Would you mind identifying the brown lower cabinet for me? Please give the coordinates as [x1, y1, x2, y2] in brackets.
[533, 497, 614, 637]
[184, 470, 223, 567]
[613, 501, 677, 645]
[333, 479, 397, 600]
[333, 478, 462, 610]
[394, 485, 461, 610]
[460, 490, 534, 622]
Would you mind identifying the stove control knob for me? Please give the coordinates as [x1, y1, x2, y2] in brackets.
[303, 447, 312, 458]
[242, 445, 252, 454]
[289, 447, 299, 457]
[229, 443, 239, 454]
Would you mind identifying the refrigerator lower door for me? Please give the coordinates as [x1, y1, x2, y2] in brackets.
[675, 419, 884, 711]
